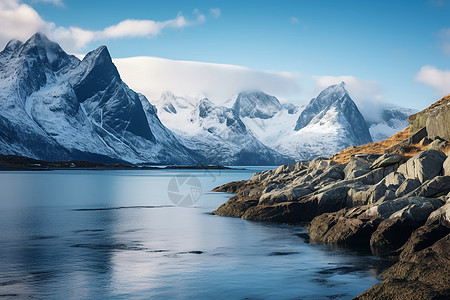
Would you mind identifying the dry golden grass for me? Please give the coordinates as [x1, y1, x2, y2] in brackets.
[330, 127, 429, 164]
[409, 94, 450, 119]
[330, 94, 450, 165]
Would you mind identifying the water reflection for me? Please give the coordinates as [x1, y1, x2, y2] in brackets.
[0, 169, 388, 299]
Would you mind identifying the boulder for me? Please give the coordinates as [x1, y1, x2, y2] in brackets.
[370, 153, 404, 170]
[262, 184, 285, 194]
[274, 164, 294, 175]
[427, 138, 448, 151]
[308, 157, 336, 171]
[408, 176, 450, 198]
[427, 199, 450, 224]
[344, 157, 371, 179]
[309, 164, 345, 187]
[315, 185, 350, 213]
[357, 234, 450, 300]
[365, 181, 397, 204]
[212, 195, 259, 218]
[309, 206, 381, 246]
[395, 178, 421, 198]
[443, 154, 450, 176]
[258, 186, 312, 205]
[242, 199, 318, 223]
[365, 196, 441, 219]
[370, 200, 443, 255]
[419, 137, 432, 146]
[383, 172, 405, 188]
[397, 149, 446, 183]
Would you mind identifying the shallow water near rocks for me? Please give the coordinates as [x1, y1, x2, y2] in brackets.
[0, 168, 389, 299]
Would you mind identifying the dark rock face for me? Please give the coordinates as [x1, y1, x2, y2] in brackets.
[357, 234, 450, 300]
[0, 33, 197, 164]
[309, 206, 381, 246]
[369, 199, 443, 255]
[409, 94, 450, 141]
[397, 149, 447, 183]
[213, 147, 449, 298]
[370, 153, 404, 170]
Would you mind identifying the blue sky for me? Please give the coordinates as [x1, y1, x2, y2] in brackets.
[2, 0, 450, 111]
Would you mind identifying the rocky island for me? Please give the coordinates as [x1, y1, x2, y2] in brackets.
[212, 95, 450, 299]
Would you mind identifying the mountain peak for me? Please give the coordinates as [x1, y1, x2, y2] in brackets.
[28, 32, 51, 44]
[17, 32, 72, 71]
[74, 45, 121, 103]
[2, 39, 23, 53]
[83, 45, 111, 63]
[231, 90, 282, 119]
[294, 83, 351, 131]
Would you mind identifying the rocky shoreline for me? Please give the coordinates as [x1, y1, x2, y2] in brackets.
[212, 95, 450, 299]
[212, 150, 449, 298]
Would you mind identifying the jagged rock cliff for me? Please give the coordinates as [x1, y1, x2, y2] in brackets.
[409, 94, 450, 141]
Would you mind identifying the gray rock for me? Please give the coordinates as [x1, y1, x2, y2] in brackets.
[397, 149, 447, 183]
[344, 157, 371, 179]
[294, 161, 308, 172]
[370, 199, 442, 255]
[263, 184, 284, 194]
[391, 200, 444, 222]
[408, 176, 450, 198]
[419, 137, 432, 146]
[309, 206, 381, 246]
[384, 172, 406, 188]
[274, 164, 294, 175]
[308, 157, 336, 171]
[370, 153, 404, 170]
[366, 196, 440, 219]
[258, 186, 312, 205]
[395, 178, 421, 198]
[427, 200, 450, 223]
[427, 138, 448, 151]
[442, 154, 450, 176]
[316, 186, 350, 213]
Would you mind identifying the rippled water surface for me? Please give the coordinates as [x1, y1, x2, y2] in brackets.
[0, 168, 387, 299]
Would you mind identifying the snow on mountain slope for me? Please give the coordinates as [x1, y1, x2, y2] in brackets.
[223, 91, 301, 147]
[367, 105, 417, 142]
[228, 91, 283, 119]
[0, 33, 197, 164]
[274, 83, 373, 160]
[153, 93, 292, 165]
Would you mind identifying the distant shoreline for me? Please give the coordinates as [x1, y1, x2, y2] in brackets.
[0, 154, 243, 171]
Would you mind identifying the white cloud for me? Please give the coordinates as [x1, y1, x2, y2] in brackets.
[312, 75, 385, 123]
[0, 0, 52, 47]
[0, 0, 206, 52]
[415, 65, 450, 95]
[209, 8, 221, 18]
[290, 17, 299, 24]
[113, 56, 301, 104]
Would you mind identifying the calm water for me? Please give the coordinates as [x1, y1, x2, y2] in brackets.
[0, 168, 386, 299]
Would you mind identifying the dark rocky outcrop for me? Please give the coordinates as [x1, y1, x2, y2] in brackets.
[213, 146, 450, 299]
[409, 94, 450, 141]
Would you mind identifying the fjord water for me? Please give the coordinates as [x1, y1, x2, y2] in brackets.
[0, 168, 385, 299]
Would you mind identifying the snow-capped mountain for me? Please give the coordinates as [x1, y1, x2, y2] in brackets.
[367, 105, 417, 142]
[0, 33, 415, 165]
[0, 33, 198, 164]
[227, 91, 283, 119]
[154, 92, 292, 165]
[257, 83, 372, 160]
[225, 91, 302, 149]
